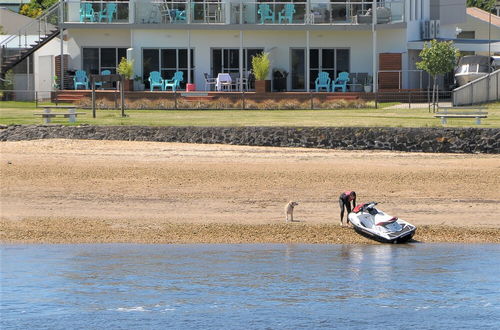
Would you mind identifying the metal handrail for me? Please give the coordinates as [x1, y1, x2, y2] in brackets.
[0, 2, 60, 50]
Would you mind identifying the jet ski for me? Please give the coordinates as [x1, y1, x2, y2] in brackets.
[348, 202, 416, 244]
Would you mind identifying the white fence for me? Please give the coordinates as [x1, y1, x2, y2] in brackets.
[453, 69, 500, 106]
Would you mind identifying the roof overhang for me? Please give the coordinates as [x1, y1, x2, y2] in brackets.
[408, 38, 500, 52]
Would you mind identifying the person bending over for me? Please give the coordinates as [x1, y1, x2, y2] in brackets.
[339, 191, 356, 226]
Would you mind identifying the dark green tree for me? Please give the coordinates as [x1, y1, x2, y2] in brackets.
[19, 0, 58, 18]
[417, 40, 459, 111]
[466, 0, 495, 12]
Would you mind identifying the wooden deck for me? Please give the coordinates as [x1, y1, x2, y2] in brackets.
[52, 90, 373, 104]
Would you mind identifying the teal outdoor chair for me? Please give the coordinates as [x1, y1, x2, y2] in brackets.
[278, 4, 295, 24]
[164, 71, 184, 91]
[80, 3, 96, 22]
[315, 72, 331, 92]
[173, 9, 186, 22]
[94, 70, 111, 89]
[74, 70, 90, 90]
[332, 72, 350, 92]
[258, 4, 274, 24]
[149, 71, 164, 91]
[99, 3, 117, 22]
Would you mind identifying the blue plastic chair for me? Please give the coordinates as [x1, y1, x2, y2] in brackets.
[278, 4, 295, 24]
[315, 72, 331, 92]
[99, 3, 117, 22]
[332, 72, 350, 92]
[94, 70, 111, 89]
[149, 71, 164, 91]
[164, 71, 183, 91]
[80, 3, 95, 22]
[258, 4, 274, 24]
[74, 70, 90, 90]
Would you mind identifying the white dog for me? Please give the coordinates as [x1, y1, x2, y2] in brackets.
[285, 201, 299, 222]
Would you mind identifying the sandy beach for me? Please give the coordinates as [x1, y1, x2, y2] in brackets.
[1, 139, 499, 243]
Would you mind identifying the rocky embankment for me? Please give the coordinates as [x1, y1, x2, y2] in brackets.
[1, 125, 499, 153]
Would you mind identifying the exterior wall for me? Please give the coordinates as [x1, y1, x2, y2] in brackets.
[438, 0, 466, 25]
[457, 14, 500, 41]
[430, 0, 466, 25]
[66, 29, 131, 71]
[0, 8, 35, 33]
[130, 28, 406, 90]
[33, 37, 66, 96]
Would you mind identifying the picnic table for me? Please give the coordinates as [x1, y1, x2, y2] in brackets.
[434, 106, 488, 125]
[34, 106, 86, 124]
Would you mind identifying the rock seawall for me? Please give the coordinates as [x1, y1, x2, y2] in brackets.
[1, 125, 498, 153]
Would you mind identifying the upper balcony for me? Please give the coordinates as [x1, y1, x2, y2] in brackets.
[63, 0, 405, 28]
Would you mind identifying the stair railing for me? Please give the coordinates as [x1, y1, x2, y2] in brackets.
[0, 2, 61, 69]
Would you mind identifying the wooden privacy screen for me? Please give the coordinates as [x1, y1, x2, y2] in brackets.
[379, 53, 402, 90]
[55, 55, 71, 90]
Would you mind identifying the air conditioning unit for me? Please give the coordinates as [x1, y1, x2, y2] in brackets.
[421, 21, 431, 40]
[421, 20, 440, 40]
[429, 20, 436, 38]
[432, 20, 440, 38]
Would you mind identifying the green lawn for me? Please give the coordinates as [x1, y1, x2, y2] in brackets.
[1, 101, 499, 128]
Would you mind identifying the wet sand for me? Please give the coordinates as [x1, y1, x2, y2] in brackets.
[1, 140, 499, 244]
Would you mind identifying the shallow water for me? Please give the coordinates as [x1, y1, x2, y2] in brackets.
[1, 244, 499, 329]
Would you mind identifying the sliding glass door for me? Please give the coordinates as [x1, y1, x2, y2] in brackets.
[82, 47, 127, 75]
[291, 48, 350, 90]
[142, 48, 194, 89]
[211, 48, 264, 77]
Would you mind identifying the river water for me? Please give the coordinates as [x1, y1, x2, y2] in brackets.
[1, 244, 499, 329]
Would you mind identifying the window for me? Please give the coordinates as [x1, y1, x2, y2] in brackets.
[457, 31, 475, 39]
[142, 48, 194, 88]
[82, 47, 127, 75]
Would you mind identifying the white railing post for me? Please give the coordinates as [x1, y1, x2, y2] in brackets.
[239, 2, 243, 25]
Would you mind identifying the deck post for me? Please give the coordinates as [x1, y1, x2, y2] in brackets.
[92, 81, 96, 118]
[120, 79, 125, 117]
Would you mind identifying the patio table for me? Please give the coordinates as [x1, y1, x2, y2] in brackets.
[216, 73, 232, 91]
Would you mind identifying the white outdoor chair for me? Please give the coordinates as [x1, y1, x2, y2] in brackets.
[204, 73, 217, 91]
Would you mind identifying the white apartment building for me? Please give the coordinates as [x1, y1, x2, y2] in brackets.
[3, 0, 500, 92]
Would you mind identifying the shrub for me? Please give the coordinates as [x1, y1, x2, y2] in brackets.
[117, 57, 134, 80]
[252, 52, 271, 80]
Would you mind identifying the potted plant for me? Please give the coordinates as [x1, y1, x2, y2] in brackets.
[134, 75, 145, 91]
[117, 57, 134, 91]
[364, 75, 373, 93]
[252, 52, 271, 93]
[52, 75, 60, 90]
[272, 68, 288, 91]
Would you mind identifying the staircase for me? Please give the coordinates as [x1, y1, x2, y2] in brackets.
[0, 3, 61, 78]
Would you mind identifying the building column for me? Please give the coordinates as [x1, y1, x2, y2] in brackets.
[239, 31, 244, 91]
[60, 16, 64, 90]
[306, 30, 310, 92]
[187, 30, 191, 84]
[372, 0, 377, 92]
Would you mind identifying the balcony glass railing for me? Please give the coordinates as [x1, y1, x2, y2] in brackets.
[64, 1, 130, 23]
[134, 1, 226, 24]
[63, 0, 404, 25]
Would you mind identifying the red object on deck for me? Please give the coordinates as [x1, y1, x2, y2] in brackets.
[186, 83, 196, 92]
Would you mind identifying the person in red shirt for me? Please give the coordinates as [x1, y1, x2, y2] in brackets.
[339, 191, 356, 226]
